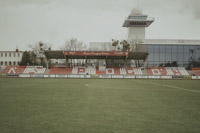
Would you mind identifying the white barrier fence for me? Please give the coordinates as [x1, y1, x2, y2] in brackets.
[16, 74, 91, 79]
[192, 76, 200, 80]
[18, 74, 174, 79]
[7, 74, 200, 80]
[124, 75, 135, 79]
[99, 75, 112, 79]
[99, 75, 173, 79]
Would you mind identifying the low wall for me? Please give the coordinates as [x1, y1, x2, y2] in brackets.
[99, 75, 173, 79]
[5, 74, 200, 80]
[7, 74, 91, 79]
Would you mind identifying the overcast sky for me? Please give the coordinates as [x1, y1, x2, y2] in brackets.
[0, 0, 200, 51]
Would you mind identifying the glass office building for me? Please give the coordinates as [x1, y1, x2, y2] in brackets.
[143, 44, 200, 67]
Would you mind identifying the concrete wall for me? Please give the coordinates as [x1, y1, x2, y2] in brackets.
[128, 27, 145, 42]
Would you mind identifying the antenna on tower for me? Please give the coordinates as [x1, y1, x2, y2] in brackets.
[136, 0, 141, 10]
[136, 0, 139, 9]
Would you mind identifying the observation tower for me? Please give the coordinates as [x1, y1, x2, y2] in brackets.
[123, 8, 154, 43]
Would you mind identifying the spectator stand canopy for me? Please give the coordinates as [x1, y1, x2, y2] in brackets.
[44, 50, 148, 68]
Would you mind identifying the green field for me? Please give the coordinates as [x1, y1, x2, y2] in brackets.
[0, 78, 200, 133]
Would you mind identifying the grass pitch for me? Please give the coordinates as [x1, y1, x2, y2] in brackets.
[0, 78, 200, 133]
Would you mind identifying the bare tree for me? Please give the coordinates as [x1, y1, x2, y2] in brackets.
[129, 40, 148, 67]
[29, 41, 51, 66]
[111, 39, 130, 51]
[120, 40, 130, 52]
[111, 39, 120, 51]
[111, 39, 148, 67]
[29, 41, 51, 56]
[129, 39, 145, 52]
[60, 38, 87, 66]
[60, 38, 87, 51]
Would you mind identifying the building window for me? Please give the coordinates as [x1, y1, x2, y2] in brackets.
[178, 53, 183, 61]
[5, 53, 7, 57]
[148, 53, 154, 62]
[172, 53, 178, 61]
[1, 61, 3, 66]
[18, 61, 20, 65]
[160, 53, 166, 62]
[178, 46, 184, 53]
[183, 53, 189, 62]
[1, 53, 3, 57]
[148, 45, 154, 53]
[172, 46, 177, 53]
[160, 46, 166, 53]
[13, 62, 16, 65]
[195, 46, 200, 54]
[5, 61, 7, 66]
[184, 46, 190, 53]
[154, 45, 160, 53]
[9, 53, 11, 57]
[166, 53, 172, 62]
[166, 45, 172, 53]
[9, 61, 12, 65]
[190, 46, 195, 51]
[196, 53, 200, 61]
[154, 53, 159, 62]
[14, 53, 16, 57]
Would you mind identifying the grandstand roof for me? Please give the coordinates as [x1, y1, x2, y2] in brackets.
[44, 51, 65, 59]
[44, 50, 148, 60]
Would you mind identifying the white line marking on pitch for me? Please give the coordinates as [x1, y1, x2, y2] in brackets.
[86, 84, 177, 91]
[135, 80, 200, 93]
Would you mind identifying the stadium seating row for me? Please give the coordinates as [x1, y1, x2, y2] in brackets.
[48, 67, 190, 75]
[49, 67, 143, 75]
[3, 66, 46, 74]
[49, 67, 191, 75]
[191, 68, 200, 76]
[147, 67, 189, 76]
[3, 66, 200, 76]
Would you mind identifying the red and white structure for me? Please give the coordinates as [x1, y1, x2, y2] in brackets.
[3, 66, 46, 74]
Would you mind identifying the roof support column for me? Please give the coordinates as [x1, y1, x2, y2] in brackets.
[44, 54, 49, 69]
[66, 58, 69, 67]
[85, 56, 87, 67]
[105, 56, 107, 68]
[46, 59, 49, 69]
[143, 55, 148, 69]
[125, 56, 127, 67]
[64, 55, 69, 67]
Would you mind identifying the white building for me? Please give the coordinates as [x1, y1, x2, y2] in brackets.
[0, 50, 23, 69]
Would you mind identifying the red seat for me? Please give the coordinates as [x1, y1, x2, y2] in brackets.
[147, 67, 167, 75]
[192, 68, 200, 76]
[3, 66, 26, 74]
[49, 67, 73, 74]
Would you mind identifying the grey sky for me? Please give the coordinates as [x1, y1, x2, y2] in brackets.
[0, 0, 200, 51]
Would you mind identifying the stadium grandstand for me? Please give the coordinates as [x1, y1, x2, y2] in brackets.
[0, 8, 200, 80]
[1, 4, 200, 133]
[1, 52, 200, 79]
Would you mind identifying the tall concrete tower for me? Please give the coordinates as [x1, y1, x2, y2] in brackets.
[123, 8, 154, 43]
